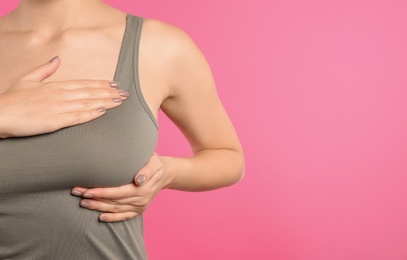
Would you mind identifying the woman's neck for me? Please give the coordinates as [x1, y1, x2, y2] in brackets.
[6, 0, 111, 33]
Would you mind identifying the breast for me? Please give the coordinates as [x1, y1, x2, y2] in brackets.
[0, 94, 158, 195]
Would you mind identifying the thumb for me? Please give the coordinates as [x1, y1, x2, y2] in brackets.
[135, 173, 147, 186]
[21, 56, 61, 82]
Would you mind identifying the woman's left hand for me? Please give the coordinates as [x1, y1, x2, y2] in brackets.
[71, 153, 167, 222]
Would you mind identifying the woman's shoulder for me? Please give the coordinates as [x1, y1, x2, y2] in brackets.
[141, 18, 188, 39]
[138, 17, 201, 62]
[141, 18, 207, 72]
[135, 16, 211, 103]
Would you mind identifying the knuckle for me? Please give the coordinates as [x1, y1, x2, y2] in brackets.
[91, 80, 108, 88]
[124, 213, 138, 221]
[112, 204, 121, 213]
[84, 88, 98, 98]
[103, 99, 117, 109]
[70, 111, 98, 125]
[72, 112, 85, 124]
[138, 198, 149, 208]
[103, 80, 112, 88]
[115, 188, 128, 200]
[78, 100, 93, 110]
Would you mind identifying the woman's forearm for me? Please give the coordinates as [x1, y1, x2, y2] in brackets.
[161, 149, 245, 192]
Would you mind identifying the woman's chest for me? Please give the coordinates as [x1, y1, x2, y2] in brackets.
[0, 80, 158, 195]
[0, 30, 122, 93]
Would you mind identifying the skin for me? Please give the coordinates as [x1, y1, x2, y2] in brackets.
[0, 0, 244, 222]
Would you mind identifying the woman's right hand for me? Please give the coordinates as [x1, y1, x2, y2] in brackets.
[0, 56, 128, 138]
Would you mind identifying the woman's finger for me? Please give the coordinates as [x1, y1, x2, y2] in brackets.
[61, 87, 126, 101]
[71, 153, 163, 197]
[70, 187, 88, 196]
[53, 108, 107, 130]
[98, 212, 140, 223]
[21, 56, 60, 82]
[51, 79, 118, 90]
[79, 198, 141, 213]
[134, 153, 163, 186]
[71, 183, 137, 200]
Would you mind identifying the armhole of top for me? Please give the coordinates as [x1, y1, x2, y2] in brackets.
[133, 17, 159, 129]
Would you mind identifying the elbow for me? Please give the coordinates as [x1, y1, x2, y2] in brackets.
[228, 151, 245, 186]
[237, 162, 245, 183]
[236, 158, 246, 184]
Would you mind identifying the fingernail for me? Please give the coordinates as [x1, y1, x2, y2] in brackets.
[112, 97, 122, 103]
[71, 190, 83, 196]
[83, 193, 93, 198]
[97, 107, 107, 113]
[80, 201, 90, 208]
[119, 90, 129, 97]
[109, 82, 120, 88]
[49, 56, 59, 63]
[99, 215, 108, 222]
[135, 174, 146, 186]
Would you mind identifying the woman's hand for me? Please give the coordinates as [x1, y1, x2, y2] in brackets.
[0, 56, 128, 138]
[71, 153, 168, 222]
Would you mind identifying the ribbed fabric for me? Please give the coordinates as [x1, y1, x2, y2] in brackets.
[0, 15, 157, 259]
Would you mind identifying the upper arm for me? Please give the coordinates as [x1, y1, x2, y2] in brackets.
[141, 19, 242, 154]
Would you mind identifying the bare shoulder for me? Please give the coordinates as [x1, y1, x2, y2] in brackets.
[140, 18, 212, 97]
[140, 18, 207, 72]
[141, 18, 198, 56]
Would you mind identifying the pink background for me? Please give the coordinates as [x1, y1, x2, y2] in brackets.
[2, 0, 407, 259]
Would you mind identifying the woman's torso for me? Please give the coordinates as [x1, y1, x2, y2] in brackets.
[0, 14, 157, 259]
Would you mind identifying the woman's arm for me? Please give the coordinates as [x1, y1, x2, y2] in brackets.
[71, 20, 244, 222]
[157, 21, 244, 190]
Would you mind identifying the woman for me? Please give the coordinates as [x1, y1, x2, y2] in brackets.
[0, 0, 244, 259]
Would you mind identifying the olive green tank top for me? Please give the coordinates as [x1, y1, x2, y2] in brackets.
[0, 15, 158, 259]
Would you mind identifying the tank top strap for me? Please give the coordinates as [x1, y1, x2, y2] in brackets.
[113, 14, 143, 84]
[114, 14, 158, 128]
